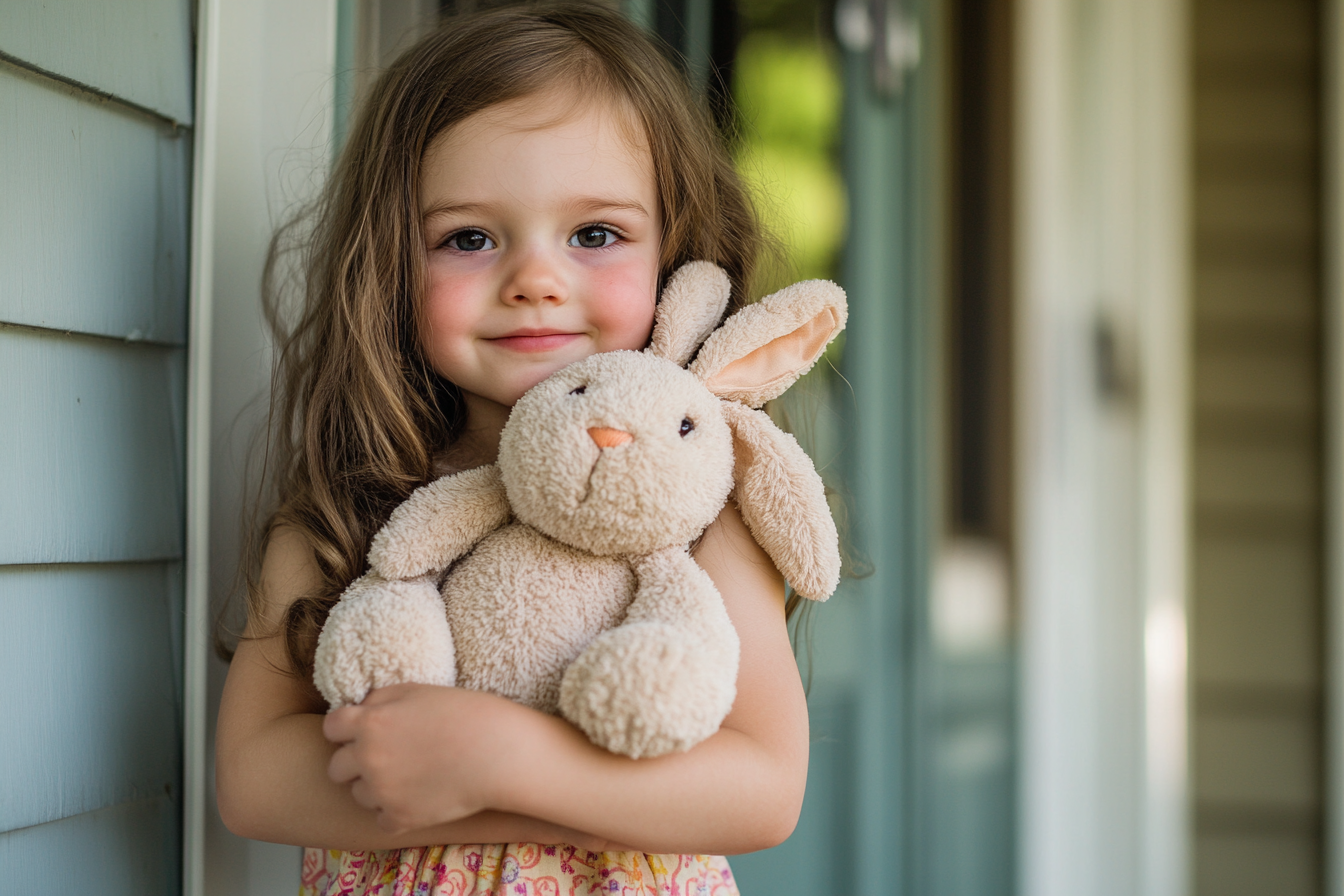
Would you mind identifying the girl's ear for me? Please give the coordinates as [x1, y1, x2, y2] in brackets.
[689, 280, 847, 408]
[722, 402, 840, 601]
[646, 261, 732, 367]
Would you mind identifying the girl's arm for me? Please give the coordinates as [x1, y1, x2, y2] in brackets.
[323, 500, 810, 856]
[214, 527, 619, 851]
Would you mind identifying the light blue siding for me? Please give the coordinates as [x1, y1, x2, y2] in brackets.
[0, 0, 194, 123]
[0, 68, 190, 344]
[0, 564, 182, 833]
[0, 0, 194, 890]
[0, 797, 180, 895]
[0, 328, 185, 565]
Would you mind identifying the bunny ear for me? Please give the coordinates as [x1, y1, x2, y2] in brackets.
[646, 261, 732, 367]
[722, 402, 840, 601]
[689, 279, 847, 408]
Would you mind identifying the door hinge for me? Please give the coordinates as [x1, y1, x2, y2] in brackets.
[835, 0, 921, 99]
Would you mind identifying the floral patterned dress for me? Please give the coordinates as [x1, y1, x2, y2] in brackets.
[299, 843, 740, 896]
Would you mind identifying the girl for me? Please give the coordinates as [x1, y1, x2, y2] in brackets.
[215, 4, 810, 894]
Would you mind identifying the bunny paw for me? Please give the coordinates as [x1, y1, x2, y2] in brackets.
[313, 573, 456, 708]
[558, 622, 737, 758]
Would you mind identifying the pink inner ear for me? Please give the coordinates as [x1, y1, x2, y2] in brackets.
[704, 309, 838, 394]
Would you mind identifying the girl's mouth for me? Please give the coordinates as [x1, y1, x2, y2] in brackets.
[487, 330, 583, 353]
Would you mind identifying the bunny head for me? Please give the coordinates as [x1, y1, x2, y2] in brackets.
[499, 350, 737, 556]
[497, 262, 847, 596]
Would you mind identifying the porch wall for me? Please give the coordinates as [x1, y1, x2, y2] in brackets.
[1191, 1, 1325, 893]
[0, 1, 195, 890]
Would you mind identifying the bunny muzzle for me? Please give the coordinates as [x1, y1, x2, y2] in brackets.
[498, 350, 735, 557]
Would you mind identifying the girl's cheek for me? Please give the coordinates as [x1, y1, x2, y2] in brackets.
[421, 269, 479, 348]
[589, 259, 658, 347]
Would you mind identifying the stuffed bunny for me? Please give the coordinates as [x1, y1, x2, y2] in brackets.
[313, 262, 847, 758]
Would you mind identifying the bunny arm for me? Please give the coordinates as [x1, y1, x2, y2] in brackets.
[313, 572, 457, 708]
[558, 546, 740, 759]
[721, 402, 841, 601]
[368, 464, 510, 579]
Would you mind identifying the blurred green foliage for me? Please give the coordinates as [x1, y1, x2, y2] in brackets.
[734, 31, 846, 291]
[737, 0, 823, 37]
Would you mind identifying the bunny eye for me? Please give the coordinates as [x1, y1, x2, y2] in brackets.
[569, 385, 587, 395]
[679, 418, 695, 437]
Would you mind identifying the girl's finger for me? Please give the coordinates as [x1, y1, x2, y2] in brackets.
[327, 744, 362, 784]
[322, 705, 361, 743]
[349, 777, 380, 812]
[376, 809, 407, 834]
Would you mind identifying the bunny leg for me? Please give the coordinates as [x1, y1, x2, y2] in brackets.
[558, 547, 740, 758]
[313, 572, 456, 709]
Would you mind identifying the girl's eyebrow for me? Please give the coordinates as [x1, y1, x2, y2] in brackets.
[564, 197, 652, 218]
[422, 201, 492, 223]
[421, 197, 651, 224]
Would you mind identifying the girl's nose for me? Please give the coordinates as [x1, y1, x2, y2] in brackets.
[501, 248, 566, 305]
[588, 427, 633, 448]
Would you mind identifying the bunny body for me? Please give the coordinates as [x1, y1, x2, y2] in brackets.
[444, 522, 635, 714]
[314, 263, 846, 758]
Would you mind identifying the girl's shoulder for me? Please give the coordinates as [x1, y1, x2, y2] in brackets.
[248, 524, 324, 638]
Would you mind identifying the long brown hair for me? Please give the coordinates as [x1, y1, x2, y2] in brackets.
[245, 2, 766, 679]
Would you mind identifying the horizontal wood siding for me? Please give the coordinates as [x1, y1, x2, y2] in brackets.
[0, 328, 185, 565]
[0, 2, 193, 890]
[0, 66, 190, 344]
[1191, 0, 1324, 894]
[0, 564, 182, 832]
[0, 0, 193, 123]
[0, 797, 180, 895]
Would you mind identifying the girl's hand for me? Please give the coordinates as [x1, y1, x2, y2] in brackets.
[323, 683, 522, 833]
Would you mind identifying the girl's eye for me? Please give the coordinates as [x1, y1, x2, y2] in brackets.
[445, 229, 494, 252]
[679, 418, 694, 437]
[569, 226, 618, 249]
[569, 385, 587, 395]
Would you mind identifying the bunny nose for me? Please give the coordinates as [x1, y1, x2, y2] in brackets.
[588, 427, 633, 448]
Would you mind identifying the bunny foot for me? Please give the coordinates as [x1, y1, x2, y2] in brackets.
[313, 573, 456, 708]
[558, 621, 737, 758]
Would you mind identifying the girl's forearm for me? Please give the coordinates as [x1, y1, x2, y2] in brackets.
[489, 704, 805, 856]
[216, 712, 616, 852]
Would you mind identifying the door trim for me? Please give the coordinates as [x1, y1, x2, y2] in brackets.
[184, 0, 222, 892]
[1014, 0, 1190, 893]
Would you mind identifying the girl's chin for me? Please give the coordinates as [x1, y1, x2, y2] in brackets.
[464, 353, 602, 408]
[476, 374, 565, 408]
[517, 358, 590, 391]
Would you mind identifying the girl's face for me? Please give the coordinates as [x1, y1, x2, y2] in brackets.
[418, 89, 661, 417]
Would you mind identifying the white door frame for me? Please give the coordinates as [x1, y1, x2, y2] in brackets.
[1015, 0, 1190, 894]
[185, 1, 341, 894]
[184, 0, 221, 891]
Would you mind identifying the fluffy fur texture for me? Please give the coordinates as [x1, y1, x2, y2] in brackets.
[559, 547, 737, 756]
[313, 574, 456, 707]
[369, 464, 511, 579]
[645, 261, 732, 366]
[690, 278, 848, 409]
[314, 263, 847, 758]
[722, 403, 840, 600]
[447, 523, 635, 713]
[500, 351, 735, 557]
